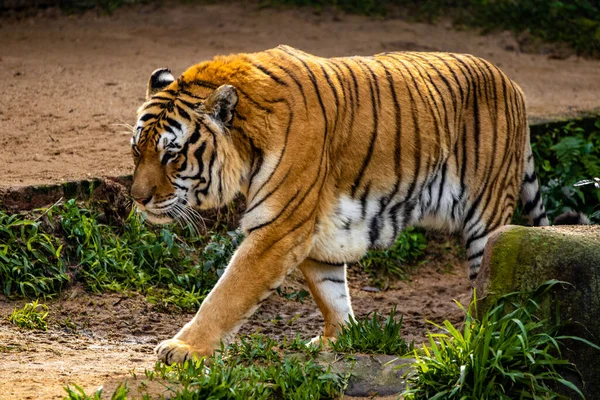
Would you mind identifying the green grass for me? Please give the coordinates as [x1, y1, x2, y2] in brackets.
[0, 210, 68, 298]
[59, 287, 599, 399]
[402, 281, 600, 399]
[0, 199, 242, 312]
[64, 334, 348, 400]
[8, 300, 49, 330]
[332, 306, 414, 356]
[360, 227, 427, 282]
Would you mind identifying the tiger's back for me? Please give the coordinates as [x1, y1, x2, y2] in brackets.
[238, 47, 545, 280]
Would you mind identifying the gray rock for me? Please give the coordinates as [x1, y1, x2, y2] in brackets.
[475, 224, 600, 399]
[314, 352, 413, 397]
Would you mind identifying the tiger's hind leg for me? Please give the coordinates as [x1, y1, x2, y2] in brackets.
[462, 194, 518, 281]
[299, 258, 354, 346]
[463, 219, 493, 282]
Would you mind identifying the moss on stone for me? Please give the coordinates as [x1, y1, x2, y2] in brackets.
[475, 225, 600, 398]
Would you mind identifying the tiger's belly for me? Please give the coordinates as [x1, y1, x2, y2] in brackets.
[308, 194, 398, 264]
[308, 176, 464, 265]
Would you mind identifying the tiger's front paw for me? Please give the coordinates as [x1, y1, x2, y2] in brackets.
[155, 338, 212, 365]
[308, 335, 337, 349]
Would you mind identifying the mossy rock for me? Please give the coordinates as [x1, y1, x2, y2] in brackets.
[475, 224, 600, 398]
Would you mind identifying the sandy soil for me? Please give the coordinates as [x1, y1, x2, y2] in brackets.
[1, 2, 600, 187]
[0, 235, 470, 399]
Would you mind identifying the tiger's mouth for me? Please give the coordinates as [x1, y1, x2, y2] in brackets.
[136, 198, 203, 227]
[140, 209, 175, 224]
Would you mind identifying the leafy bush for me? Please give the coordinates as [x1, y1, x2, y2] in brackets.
[332, 306, 414, 356]
[8, 300, 49, 330]
[360, 227, 427, 280]
[402, 282, 600, 399]
[532, 118, 600, 223]
[463, 0, 600, 57]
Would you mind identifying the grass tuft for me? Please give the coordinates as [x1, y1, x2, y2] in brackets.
[0, 210, 68, 298]
[332, 306, 414, 356]
[402, 281, 600, 399]
[8, 300, 49, 330]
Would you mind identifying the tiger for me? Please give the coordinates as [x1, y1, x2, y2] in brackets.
[130, 45, 571, 365]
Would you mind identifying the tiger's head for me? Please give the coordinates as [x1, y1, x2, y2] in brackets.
[130, 68, 248, 224]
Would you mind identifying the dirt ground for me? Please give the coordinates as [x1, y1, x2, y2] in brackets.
[0, 236, 470, 399]
[1, 1, 600, 187]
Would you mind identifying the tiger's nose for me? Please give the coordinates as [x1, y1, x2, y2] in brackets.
[131, 184, 156, 206]
[133, 195, 152, 205]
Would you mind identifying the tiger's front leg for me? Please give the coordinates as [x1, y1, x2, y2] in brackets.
[155, 229, 311, 365]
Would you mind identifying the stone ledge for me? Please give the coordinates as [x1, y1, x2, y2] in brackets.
[0, 175, 132, 212]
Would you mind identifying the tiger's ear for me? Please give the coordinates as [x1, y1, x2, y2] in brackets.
[204, 85, 238, 126]
[147, 68, 174, 99]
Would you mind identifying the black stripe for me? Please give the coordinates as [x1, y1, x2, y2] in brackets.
[246, 168, 292, 214]
[350, 59, 379, 197]
[307, 258, 347, 267]
[254, 63, 288, 86]
[435, 162, 448, 212]
[464, 194, 483, 228]
[382, 55, 421, 209]
[360, 182, 371, 220]
[467, 249, 485, 261]
[524, 172, 537, 184]
[466, 229, 488, 249]
[247, 189, 301, 233]
[273, 63, 308, 109]
[165, 117, 182, 132]
[328, 61, 351, 130]
[139, 113, 157, 122]
[522, 190, 541, 215]
[533, 212, 547, 226]
[320, 277, 346, 284]
[176, 104, 191, 120]
[248, 105, 294, 203]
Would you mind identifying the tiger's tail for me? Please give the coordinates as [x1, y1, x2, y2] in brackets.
[520, 132, 550, 226]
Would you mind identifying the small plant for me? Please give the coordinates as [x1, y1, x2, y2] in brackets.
[64, 383, 129, 400]
[402, 282, 600, 399]
[8, 300, 49, 330]
[332, 306, 413, 356]
[360, 227, 427, 281]
[276, 286, 310, 302]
